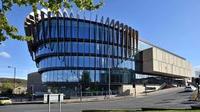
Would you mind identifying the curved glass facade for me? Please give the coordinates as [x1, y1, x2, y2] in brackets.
[25, 14, 139, 94]
[25, 10, 189, 96]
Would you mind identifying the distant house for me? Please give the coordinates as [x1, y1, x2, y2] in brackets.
[13, 86, 27, 94]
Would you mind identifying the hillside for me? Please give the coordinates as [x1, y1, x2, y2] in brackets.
[0, 78, 27, 87]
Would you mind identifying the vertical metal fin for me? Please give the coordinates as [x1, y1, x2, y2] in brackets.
[70, 13, 73, 18]
[132, 29, 135, 55]
[135, 30, 139, 53]
[115, 21, 119, 66]
[110, 19, 114, 67]
[41, 11, 45, 41]
[128, 27, 132, 57]
[56, 13, 60, 59]
[95, 14, 98, 22]
[120, 23, 124, 60]
[101, 16, 104, 23]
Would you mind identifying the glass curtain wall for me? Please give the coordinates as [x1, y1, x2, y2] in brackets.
[31, 18, 137, 95]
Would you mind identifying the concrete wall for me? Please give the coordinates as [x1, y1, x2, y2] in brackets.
[27, 72, 43, 94]
[142, 47, 192, 78]
[119, 84, 161, 96]
[119, 85, 135, 96]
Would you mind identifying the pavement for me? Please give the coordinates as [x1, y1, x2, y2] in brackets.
[0, 87, 196, 112]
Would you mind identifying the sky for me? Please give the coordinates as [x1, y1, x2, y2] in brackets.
[0, 0, 200, 79]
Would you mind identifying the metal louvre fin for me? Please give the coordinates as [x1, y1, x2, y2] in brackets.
[110, 20, 114, 27]
[100, 16, 104, 59]
[105, 17, 111, 68]
[76, 13, 80, 19]
[95, 15, 99, 70]
[76, 13, 79, 71]
[70, 13, 73, 18]
[120, 23, 124, 60]
[105, 17, 110, 55]
[124, 25, 128, 59]
[115, 21, 120, 66]
[63, 9, 69, 17]
[47, 12, 53, 51]
[132, 29, 135, 55]
[115, 21, 119, 28]
[69, 13, 73, 68]
[128, 27, 132, 57]
[110, 19, 115, 67]
[63, 12, 67, 67]
[29, 15, 35, 22]
[41, 11, 45, 43]
[95, 15, 98, 22]
[135, 30, 139, 52]
[56, 13, 60, 60]
[105, 17, 110, 25]
[34, 13, 39, 23]
[101, 16, 104, 23]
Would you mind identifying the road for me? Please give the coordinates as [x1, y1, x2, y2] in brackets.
[0, 87, 194, 112]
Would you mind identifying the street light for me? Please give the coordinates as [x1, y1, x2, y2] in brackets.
[8, 66, 16, 89]
[108, 46, 111, 99]
[78, 72, 82, 102]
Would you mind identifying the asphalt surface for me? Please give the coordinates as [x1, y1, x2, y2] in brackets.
[0, 87, 195, 112]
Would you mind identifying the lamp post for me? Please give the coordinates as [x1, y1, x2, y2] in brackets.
[108, 46, 111, 99]
[8, 66, 16, 89]
[78, 72, 82, 102]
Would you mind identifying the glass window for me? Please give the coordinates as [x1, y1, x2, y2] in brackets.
[85, 57, 90, 67]
[68, 70, 79, 82]
[96, 57, 100, 68]
[89, 70, 95, 82]
[72, 20, 78, 38]
[101, 58, 105, 68]
[99, 25, 104, 41]
[79, 56, 84, 67]
[95, 24, 99, 41]
[79, 22, 84, 38]
[84, 22, 89, 39]
[73, 56, 77, 67]
[72, 42, 78, 52]
[90, 43, 95, 53]
[96, 43, 100, 54]
[90, 57, 95, 67]
[85, 43, 89, 53]
[79, 22, 89, 39]
[51, 20, 58, 38]
[66, 20, 71, 38]
[60, 20, 64, 38]
[67, 42, 71, 52]
[78, 42, 84, 53]
[90, 24, 95, 40]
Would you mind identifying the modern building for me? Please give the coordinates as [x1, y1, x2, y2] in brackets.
[27, 72, 43, 94]
[194, 68, 200, 77]
[25, 9, 192, 96]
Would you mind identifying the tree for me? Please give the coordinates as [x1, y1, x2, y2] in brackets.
[0, 0, 103, 44]
[0, 81, 14, 95]
[81, 70, 91, 84]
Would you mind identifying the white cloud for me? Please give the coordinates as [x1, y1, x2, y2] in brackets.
[0, 51, 11, 58]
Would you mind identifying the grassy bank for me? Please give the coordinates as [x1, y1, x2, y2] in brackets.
[82, 109, 200, 112]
